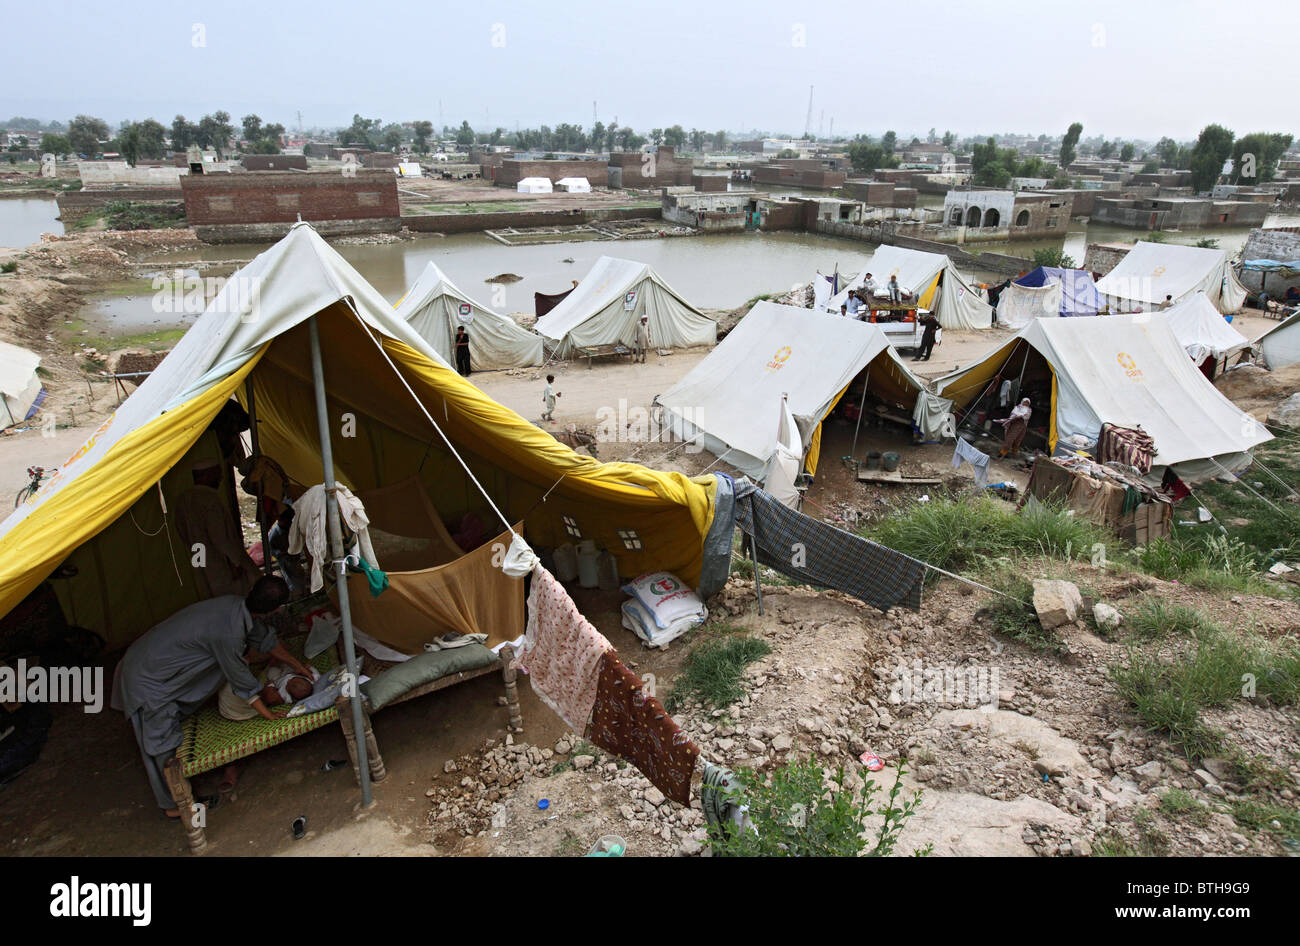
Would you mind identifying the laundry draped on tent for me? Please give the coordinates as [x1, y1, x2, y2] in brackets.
[0, 224, 721, 650]
[395, 261, 543, 370]
[933, 314, 1270, 484]
[533, 255, 716, 357]
[826, 245, 993, 330]
[657, 301, 936, 484]
[998, 267, 1103, 327]
[1159, 292, 1249, 365]
[1096, 241, 1247, 314]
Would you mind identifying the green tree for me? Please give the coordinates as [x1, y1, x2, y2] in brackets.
[1031, 247, 1076, 268]
[196, 111, 234, 156]
[67, 114, 109, 157]
[455, 120, 475, 146]
[1140, 160, 1159, 173]
[40, 132, 71, 155]
[663, 125, 686, 149]
[489, 127, 504, 147]
[881, 130, 897, 153]
[942, 130, 954, 149]
[383, 127, 403, 151]
[650, 128, 664, 147]
[241, 114, 263, 142]
[971, 137, 1013, 188]
[688, 128, 704, 152]
[713, 129, 727, 151]
[411, 120, 433, 152]
[341, 114, 381, 149]
[590, 121, 605, 152]
[1120, 142, 1135, 161]
[1155, 136, 1180, 168]
[1231, 132, 1293, 184]
[1098, 139, 1115, 159]
[118, 125, 140, 166]
[847, 140, 897, 174]
[171, 115, 196, 150]
[1059, 121, 1083, 168]
[1188, 123, 1235, 192]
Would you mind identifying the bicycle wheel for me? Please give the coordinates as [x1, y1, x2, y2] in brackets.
[14, 484, 36, 509]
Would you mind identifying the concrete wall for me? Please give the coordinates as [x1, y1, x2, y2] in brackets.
[78, 162, 186, 186]
[181, 170, 399, 235]
[1240, 227, 1300, 293]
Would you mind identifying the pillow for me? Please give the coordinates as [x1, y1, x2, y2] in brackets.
[359, 644, 498, 710]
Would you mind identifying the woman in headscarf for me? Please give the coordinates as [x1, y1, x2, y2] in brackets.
[996, 398, 1031, 458]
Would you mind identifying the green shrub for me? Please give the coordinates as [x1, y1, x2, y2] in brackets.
[707, 758, 926, 857]
[0, 261, 17, 274]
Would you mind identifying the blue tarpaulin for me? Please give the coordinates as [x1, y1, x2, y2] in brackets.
[1013, 267, 1103, 317]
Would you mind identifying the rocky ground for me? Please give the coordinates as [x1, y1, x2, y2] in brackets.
[413, 557, 1300, 857]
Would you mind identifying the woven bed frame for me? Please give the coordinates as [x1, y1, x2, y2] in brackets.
[163, 641, 523, 855]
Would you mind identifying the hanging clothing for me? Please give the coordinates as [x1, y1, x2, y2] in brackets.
[1097, 423, 1156, 475]
[586, 650, 699, 805]
[733, 480, 925, 611]
[514, 566, 612, 731]
[1161, 466, 1191, 503]
[952, 438, 990, 487]
[288, 484, 380, 593]
[174, 484, 260, 599]
[999, 380, 1012, 407]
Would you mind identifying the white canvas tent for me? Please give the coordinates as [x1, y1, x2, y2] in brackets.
[0, 340, 43, 428]
[1160, 292, 1249, 365]
[1257, 309, 1300, 370]
[657, 301, 934, 483]
[395, 262, 543, 370]
[1095, 241, 1248, 314]
[555, 177, 591, 193]
[533, 256, 716, 357]
[516, 177, 553, 193]
[997, 281, 1062, 329]
[934, 314, 1270, 483]
[827, 245, 993, 330]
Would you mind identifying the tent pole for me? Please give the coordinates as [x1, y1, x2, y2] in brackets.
[308, 316, 373, 808]
[849, 368, 871, 462]
[749, 533, 764, 616]
[245, 378, 272, 578]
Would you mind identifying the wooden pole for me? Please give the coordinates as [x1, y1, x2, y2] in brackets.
[245, 378, 272, 577]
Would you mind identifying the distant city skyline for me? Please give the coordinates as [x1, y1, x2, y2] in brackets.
[5, 0, 1295, 143]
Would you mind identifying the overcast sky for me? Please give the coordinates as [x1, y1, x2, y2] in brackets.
[6, 0, 1295, 142]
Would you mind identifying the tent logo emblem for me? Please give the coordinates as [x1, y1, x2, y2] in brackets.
[1116, 351, 1143, 379]
[624, 290, 638, 311]
[1151, 266, 1166, 277]
[765, 346, 793, 373]
[457, 302, 474, 324]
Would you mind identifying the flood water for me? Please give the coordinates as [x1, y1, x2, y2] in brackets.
[0, 197, 63, 248]
[97, 230, 884, 333]
[83, 206, 1300, 336]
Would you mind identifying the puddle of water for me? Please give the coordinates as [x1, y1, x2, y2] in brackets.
[0, 197, 64, 248]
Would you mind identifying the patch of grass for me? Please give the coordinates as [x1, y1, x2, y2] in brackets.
[100, 199, 187, 231]
[728, 531, 801, 587]
[665, 631, 771, 713]
[866, 496, 1113, 572]
[1126, 598, 1220, 639]
[1135, 531, 1276, 595]
[1132, 808, 1170, 855]
[1227, 799, 1300, 838]
[0, 261, 17, 274]
[555, 830, 586, 856]
[104, 327, 186, 351]
[1159, 788, 1210, 825]
[1091, 830, 1136, 857]
[1110, 632, 1300, 760]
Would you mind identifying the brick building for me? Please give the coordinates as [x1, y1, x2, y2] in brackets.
[750, 158, 847, 190]
[180, 170, 400, 242]
[607, 146, 692, 189]
[495, 157, 608, 188]
[843, 181, 917, 209]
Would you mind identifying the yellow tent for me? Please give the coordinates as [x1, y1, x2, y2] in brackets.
[0, 224, 718, 651]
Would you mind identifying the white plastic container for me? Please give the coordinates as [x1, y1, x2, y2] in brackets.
[597, 550, 620, 591]
[553, 543, 579, 582]
[576, 540, 600, 588]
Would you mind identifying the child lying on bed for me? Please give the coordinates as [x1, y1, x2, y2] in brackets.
[219, 660, 365, 720]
